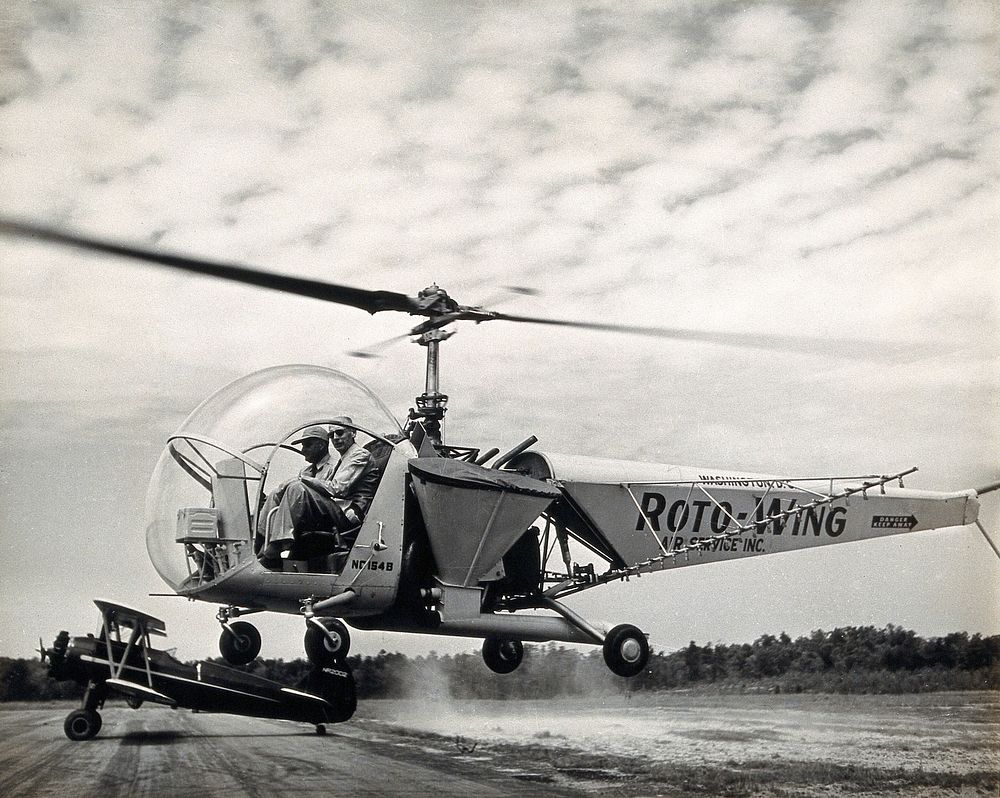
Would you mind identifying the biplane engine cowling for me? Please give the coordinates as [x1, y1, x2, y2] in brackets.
[409, 459, 562, 587]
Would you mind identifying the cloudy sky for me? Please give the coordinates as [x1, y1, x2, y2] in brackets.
[1, 0, 997, 662]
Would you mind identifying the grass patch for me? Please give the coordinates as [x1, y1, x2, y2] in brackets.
[357, 719, 999, 796]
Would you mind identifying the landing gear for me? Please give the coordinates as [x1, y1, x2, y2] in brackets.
[603, 623, 649, 677]
[304, 618, 351, 666]
[482, 636, 524, 674]
[64, 708, 102, 741]
[215, 606, 267, 666]
[64, 681, 106, 741]
[219, 621, 262, 666]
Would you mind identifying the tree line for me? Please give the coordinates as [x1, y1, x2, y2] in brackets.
[3, 625, 997, 702]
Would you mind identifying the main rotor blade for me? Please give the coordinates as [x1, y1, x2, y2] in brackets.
[1, 218, 912, 358]
[0, 219, 417, 315]
[484, 311, 886, 356]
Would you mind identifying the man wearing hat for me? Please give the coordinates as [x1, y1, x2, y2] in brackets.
[258, 417, 372, 565]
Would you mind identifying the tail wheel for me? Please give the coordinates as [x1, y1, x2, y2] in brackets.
[603, 624, 649, 677]
[305, 618, 351, 666]
[482, 636, 524, 674]
[219, 621, 262, 666]
[64, 709, 102, 741]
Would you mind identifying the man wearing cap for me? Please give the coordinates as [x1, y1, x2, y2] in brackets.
[258, 417, 372, 565]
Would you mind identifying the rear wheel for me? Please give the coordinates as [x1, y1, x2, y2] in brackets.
[603, 624, 649, 677]
[482, 636, 524, 674]
[305, 618, 351, 666]
[64, 709, 102, 741]
[219, 621, 262, 666]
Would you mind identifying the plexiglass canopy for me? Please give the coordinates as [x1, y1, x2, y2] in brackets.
[145, 365, 404, 591]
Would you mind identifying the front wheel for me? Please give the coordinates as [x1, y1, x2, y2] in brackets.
[482, 636, 524, 674]
[219, 621, 262, 666]
[64, 709, 102, 741]
[603, 624, 649, 677]
[305, 618, 351, 666]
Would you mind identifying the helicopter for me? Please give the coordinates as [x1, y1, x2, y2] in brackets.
[3, 218, 998, 680]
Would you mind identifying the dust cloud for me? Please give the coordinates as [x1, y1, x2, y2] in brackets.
[357, 690, 998, 776]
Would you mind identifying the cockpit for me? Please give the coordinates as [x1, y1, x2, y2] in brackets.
[144, 365, 410, 593]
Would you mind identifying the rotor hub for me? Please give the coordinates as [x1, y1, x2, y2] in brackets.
[416, 283, 460, 316]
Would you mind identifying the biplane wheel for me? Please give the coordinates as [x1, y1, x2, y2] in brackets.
[64, 709, 102, 741]
[315, 724, 327, 736]
[219, 621, 262, 666]
[304, 618, 351, 666]
[482, 636, 523, 674]
[603, 624, 649, 678]
[126, 694, 144, 710]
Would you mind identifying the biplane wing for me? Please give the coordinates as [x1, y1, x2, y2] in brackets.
[93, 599, 167, 636]
[105, 678, 177, 707]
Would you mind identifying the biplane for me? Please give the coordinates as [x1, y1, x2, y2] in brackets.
[41, 600, 356, 740]
[4, 219, 997, 686]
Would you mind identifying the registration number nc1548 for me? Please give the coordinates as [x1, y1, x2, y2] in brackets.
[350, 560, 393, 572]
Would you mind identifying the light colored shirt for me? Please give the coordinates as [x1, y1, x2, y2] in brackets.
[299, 444, 371, 506]
[299, 453, 332, 481]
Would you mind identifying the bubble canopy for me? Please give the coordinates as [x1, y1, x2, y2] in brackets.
[145, 365, 404, 591]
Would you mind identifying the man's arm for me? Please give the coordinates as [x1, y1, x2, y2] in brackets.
[299, 476, 333, 498]
[332, 446, 371, 496]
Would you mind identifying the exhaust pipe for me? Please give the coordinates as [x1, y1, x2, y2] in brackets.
[492, 436, 538, 469]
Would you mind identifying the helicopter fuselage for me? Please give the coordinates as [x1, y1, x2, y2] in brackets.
[140, 365, 984, 675]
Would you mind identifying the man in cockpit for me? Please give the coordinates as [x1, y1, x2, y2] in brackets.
[258, 417, 372, 566]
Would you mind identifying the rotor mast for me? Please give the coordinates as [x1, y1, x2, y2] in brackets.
[411, 328, 453, 445]
[406, 284, 459, 447]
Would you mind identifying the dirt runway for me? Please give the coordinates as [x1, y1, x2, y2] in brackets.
[0, 705, 580, 798]
[3, 694, 997, 797]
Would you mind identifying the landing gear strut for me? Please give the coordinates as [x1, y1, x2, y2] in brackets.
[540, 596, 649, 678]
[304, 617, 351, 666]
[63, 680, 106, 741]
